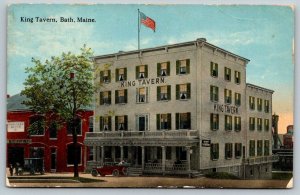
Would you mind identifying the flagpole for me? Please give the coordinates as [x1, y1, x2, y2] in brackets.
[138, 9, 140, 51]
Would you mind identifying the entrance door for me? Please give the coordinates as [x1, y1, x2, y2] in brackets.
[136, 114, 148, 131]
[51, 148, 57, 171]
[7, 147, 24, 167]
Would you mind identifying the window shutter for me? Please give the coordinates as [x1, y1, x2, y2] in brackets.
[176, 85, 179, 100]
[108, 70, 111, 82]
[217, 114, 219, 129]
[115, 116, 118, 131]
[100, 92, 104, 105]
[156, 114, 160, 130]
[124, 115, 128, 130]
[124, 89, 128, 103]
[145, 65, 148, 78]
[216, 144, 219, 159]
[176, 60, 179, 75]
[216, 63, 218, 76]
[108, 91, 111, 104]
[210, 114, 213, 130]
[187, 83, 191, 99]
[167, 61, 170, 75]
[100, 71, 104, 84]
[187, 112, 191, 129]
[115, 90, 118, 104]
[146, 87, 149, 103]
[100, 116, 103, 131]
[216, 87, 219, 101]
[167, 85, 171, 100]
[210, 145, 213, 160]
[176, 113, 179, 130]
[136, 66, 139, 79]
[116, 69, 119, 82]
[210, 86, 213, 101]
[108, 116, 112, 131]
[136, 88, 138, 102]
[167, 113, 172, 130]
[186, 59, 190, 74]
[157, 86, 161, 101]
[124, 68, 127, 80]
[157, 63, 161, 77]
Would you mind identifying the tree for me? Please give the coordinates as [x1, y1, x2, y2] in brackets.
[21, 45, 94, 177]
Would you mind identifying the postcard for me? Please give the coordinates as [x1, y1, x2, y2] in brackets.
[6, 4, 294, 188]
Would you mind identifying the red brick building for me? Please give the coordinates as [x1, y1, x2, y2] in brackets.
[7, 94, 93, 172]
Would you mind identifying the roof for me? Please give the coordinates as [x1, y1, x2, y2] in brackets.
[246, 83, 274, 94]
[7, 94, 93, 112]
[93, 38, 250, 63]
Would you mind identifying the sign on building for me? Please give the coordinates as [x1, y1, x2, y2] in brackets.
[7, 122, 25, 132]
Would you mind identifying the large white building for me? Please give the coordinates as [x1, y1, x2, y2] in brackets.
[84, 38, 278, 178]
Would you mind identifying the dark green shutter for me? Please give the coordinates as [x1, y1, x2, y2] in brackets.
[108, 116, 112, 131]
[216, 87, 219, 101]
[100, 92, 104, 105]
[176, 60, 179, 75]
[136, 66, 139, 79]
[124, 68, 127, 80]
[176, 113, 179, 130]
[156, 114, 160, 130]
[210, 86, 213, 101]
[216, 114, 219, 129]
[145, 65, 148, 78]
[167, 85, 171, 100]
[186, 59, 190, 74]
[210, 145, 213, 160]
[187, 83, 191, 99]
[187, 112, 191, 129]
[100, 71, 104, 84]
[157, 86, 161, 101]
[216, 63, 218, 76]
[115, 116, 118, 131]
[157, 63, 161, 77]
[108, 70, 111, 82]
[167, 61, 170, 76]
[124, 115, 128, 130]
[167, 113, 172, 130]
[210, 114, 213, 130]
[176, 85, 179, 100]
[216, 144, 219, 159]
[108, 91, 111, 104]
[210, 62, 213, 76]
[124, 89, 128, 103]
[115, 69, 119, 82]
[115, 90, 118, 104]
[100, 116, 103, 131]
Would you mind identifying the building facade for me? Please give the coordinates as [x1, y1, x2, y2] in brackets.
[84, 38, 278, 178]
[7, 94, 93, 173]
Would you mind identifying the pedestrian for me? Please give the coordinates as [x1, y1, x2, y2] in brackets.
[9, 164, 13, 176]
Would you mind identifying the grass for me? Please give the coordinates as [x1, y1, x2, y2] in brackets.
[205, 172, 240, 180]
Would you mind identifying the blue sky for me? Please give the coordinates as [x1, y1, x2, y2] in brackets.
[7, 4, 294, 132]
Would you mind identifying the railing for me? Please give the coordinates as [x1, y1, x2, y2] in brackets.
[145, 163, 162, 170]
[86, 130, 198, 139]
[243, 155, 279, 165]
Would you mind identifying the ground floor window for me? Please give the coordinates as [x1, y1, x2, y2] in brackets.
[30, 147, 44, 158]
[235, 143, 242, 158]
[264, 140, 270, 156]
[257, 140, 263, 156]
[210, 143, 219, 160]
[249, 140, 255, 157]
[88, 146, 94, 161]
[166, 147, 172, 160]
[176, 147, 186, 160]
[67, 144, 81, 165]
[225, 143, 233, 159]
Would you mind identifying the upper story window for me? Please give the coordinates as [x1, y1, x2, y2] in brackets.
[249, 117, 255, 131]
[136, 87, 148, 103]
[264, 100, 270, 113]
[234, 116, 241, 131]
[249, 96, 255, 110]
[116, 68, 127, 82]
[224, 89, 232, 104]
[210, 143, 219, 160]
[157, 62, 170, 77]
[136, 65, 148, 79]
[157, 85, 171, 101]
[100, 91, 111, 105]
[49, 122, 58, 139]
[210, 85, 219, 102]
[264, 140, 270, 156]
[176, 83, 191, 100]
[157, 113, 171, 130]
[234, 71, 241, 84]
[257, 118, 262, 131]
[224, 67, 231, 81]
[115, 89, 128, 104]
[89, 117, 93, 132]
[264, 119, 270, 131]
[249, 140, 255, 157]
[210, 62, 218, 77]
[257, 140, 263, 156]
[235, 143, 242, 158]
[235, 93, 241, 106]
[67, 117, 82, 135]
[115, 115, 128, 131]
[176, 59, 190, 75]
[99, 116, 111, 131]
[257, 98, 262, 111]
[28, 115, 45, 136]
[210, 113, 219, 131]
[176, 112, 191, 130]
[100, 70, 111, 83]
[225, 115, 232, 131]
[225, 143, 233, 159]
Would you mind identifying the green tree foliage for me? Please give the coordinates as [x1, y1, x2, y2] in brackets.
[21, 45, 94, 177]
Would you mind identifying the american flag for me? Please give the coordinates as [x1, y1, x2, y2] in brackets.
[140, 11, 156, 32]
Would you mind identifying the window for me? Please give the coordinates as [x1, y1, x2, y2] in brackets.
[176, 112, 191, 130]
[30, 147, 44, 158]
[67, 143, 81, 165]
[49, 122, 58, 139]
[136, 87, 148, 103]
[235, 93, 241, 106]
[234, 117, 241, 131]
[264, 140, 270, 156]
[88, 117, 93, 132]
[257, 98, 262, 111]
[88, 146, 94, 161]
[249, 140, 255, 157]
[28, 115, 45, 136]
[157, 85, 171, 101]
[249, 117, 255, 131]
[264, 119, 269, 131]
[225, 143, 233, 159]
[157, 62, 170, 77]
[210, 86, 219, 102]
[166, 147, 172, 160]
[224, 67, 231, 81]
[234, 71, 241, 84]
[249, 96, 255, 110]
[67, 118, 82, 135]
[210, 143, 219, 160]
[176, 83, 191, 100]
[225, 115, 232, 131]
[224, 89, 232, 104]
[100, 70, 111, 83]
[115, 115, 128, 131]
[99, 116, 112, 131]
[176, 59, 190, 75]
[115, 89, 128, 104]
[136, 114, 149, 131]
[116, 68, 127, 82]
[257, 140, 263, 156]
[136, 65, 148, 79]
[210, 62, 218, 77]
[210, 114, 219, 130]
[264, 100, 270, 113]
[100, 91, 111, 105]
[257, 118, 262, 131]
[157, 113, 172, 130]
[235, 143, 242, 158]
